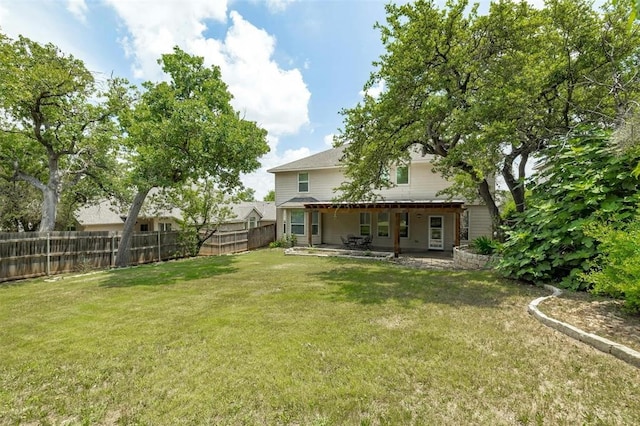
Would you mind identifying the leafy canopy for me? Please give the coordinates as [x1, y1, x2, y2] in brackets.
[336, 0, 640, 224]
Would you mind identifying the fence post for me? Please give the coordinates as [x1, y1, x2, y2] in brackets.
[46, 232, 51, 276]
[157, 230, 161, 262]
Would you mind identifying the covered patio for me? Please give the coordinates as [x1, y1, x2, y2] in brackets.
[301, 200, 465, 258]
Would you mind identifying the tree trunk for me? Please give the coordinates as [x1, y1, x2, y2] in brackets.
[476, 178, 501, 231]
[502, 160, 526, 213]
[115, 188, 151, 267]
[38, 185, 59, 232]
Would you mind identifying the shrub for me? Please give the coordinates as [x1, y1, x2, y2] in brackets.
[470, 236, 500, 255]
[582, 216, 640, 314]
[269, 234, 297, 248]
[498, 129, 640, 288]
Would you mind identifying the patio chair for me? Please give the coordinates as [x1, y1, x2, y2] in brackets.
[361, 235, 373, 249]
[340, 236, 353, 248]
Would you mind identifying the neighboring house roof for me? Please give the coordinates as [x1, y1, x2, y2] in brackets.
[267, 144, 436, 173]
[75, 200, 126, 226]
[76, 198, 276, 227]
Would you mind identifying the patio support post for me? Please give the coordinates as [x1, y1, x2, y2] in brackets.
[393, 212, 401, 258]
[455, 210, 461, 247]
[306, 210, 313, 246]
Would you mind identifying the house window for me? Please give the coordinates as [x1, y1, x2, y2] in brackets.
[377, 212, 389, 237]
[359, 212, 371, 236]
[396, 165, 409, 185]
[298, 172, 309, 192]
[159, 222, 172, 231]
[399, 213, 409, 238]
[140, 224, 149, 232]
[291, 210, 305, 235]
[460, 210, 469, 241]
[312, 211, 319, 235]
[248, 216, 257, 229]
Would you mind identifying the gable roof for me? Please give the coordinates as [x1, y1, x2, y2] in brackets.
[267, 145, 346, 173]
[267, 144, 436, 173]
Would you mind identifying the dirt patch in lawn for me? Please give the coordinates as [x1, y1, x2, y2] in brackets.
[539, 291, 640, 353]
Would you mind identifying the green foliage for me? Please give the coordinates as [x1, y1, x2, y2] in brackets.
[0, 33, 125, 231]
[153, 179, 236, 256]
[582, 215, 640, 313]
[498, 130, 640, 288]
[269, 234, 297, 248]
[114, 47, 269, 266]
[336, 0, 640, 225]
[263, 190, 276, 202]
[470, 236, 500, 256]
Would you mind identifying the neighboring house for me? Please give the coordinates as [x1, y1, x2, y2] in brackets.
[267, 145, 493, 255]
[75, 199, 276, 233]
[217, 201, 277, 232]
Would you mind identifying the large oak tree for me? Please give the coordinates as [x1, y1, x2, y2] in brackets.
[0, 34, 124, 231]
[336, 0, 640, 226]
[114, 47, 268, 267]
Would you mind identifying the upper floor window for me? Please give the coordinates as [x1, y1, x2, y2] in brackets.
[159, 222, 172, 231]
[248, 216, 257, 229]
[396, 165, 409, 185]
[298, 172, 309, 192]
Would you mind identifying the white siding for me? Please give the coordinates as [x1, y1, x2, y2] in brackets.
[275, 162, 465, 205]
[466, 205, 493, 241]
[272, 155, 495, 249]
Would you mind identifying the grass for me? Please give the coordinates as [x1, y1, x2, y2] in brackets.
[1, 249, 639, 425]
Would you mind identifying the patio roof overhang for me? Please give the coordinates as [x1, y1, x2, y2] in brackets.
[302, 200, 465, 213]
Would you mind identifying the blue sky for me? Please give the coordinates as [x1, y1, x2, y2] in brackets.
[0, 0, 603, 199]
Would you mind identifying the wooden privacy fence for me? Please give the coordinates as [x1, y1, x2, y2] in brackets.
[199, 224, 276, 256]
[0, 224, 275, 283]
[0, 231, 185, 283]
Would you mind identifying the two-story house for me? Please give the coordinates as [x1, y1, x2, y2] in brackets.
[267, 145, 493, 256]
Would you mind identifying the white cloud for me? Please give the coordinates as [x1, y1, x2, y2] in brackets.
[66, 0, 88, 23]
[105, 3, 310, 137]
[323, 133, 336, 147]
[104, 0, 229, 79]
[359, 79, 385, 99]
[265, 0, 296, 13]
[203, 11, 310, 136]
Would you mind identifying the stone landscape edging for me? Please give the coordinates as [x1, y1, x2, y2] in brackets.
[529, 284, 640, 368]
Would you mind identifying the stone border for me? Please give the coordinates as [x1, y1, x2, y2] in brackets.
[453, 245, 499, 269]
[529, 284, 640, 368]
[284, 246, 394, 261]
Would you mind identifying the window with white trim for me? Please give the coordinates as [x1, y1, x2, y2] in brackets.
[396, 165, 409, 185]
[360, 212, 371, 236]
[298, 172, 309, 192]
[399, 213, 409, 238]
[312, 211, 319, 235]
[377, 212, 389, 237]
[291, 210, 305, 235]
[248, 216, 257, 229]
[460, 210, 469, 241]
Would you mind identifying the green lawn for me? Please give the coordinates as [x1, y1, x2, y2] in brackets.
[1, 250, 638, 425]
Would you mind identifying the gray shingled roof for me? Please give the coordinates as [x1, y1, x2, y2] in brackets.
[267, 145, 346, 173]
[267, 144, 435, 173]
